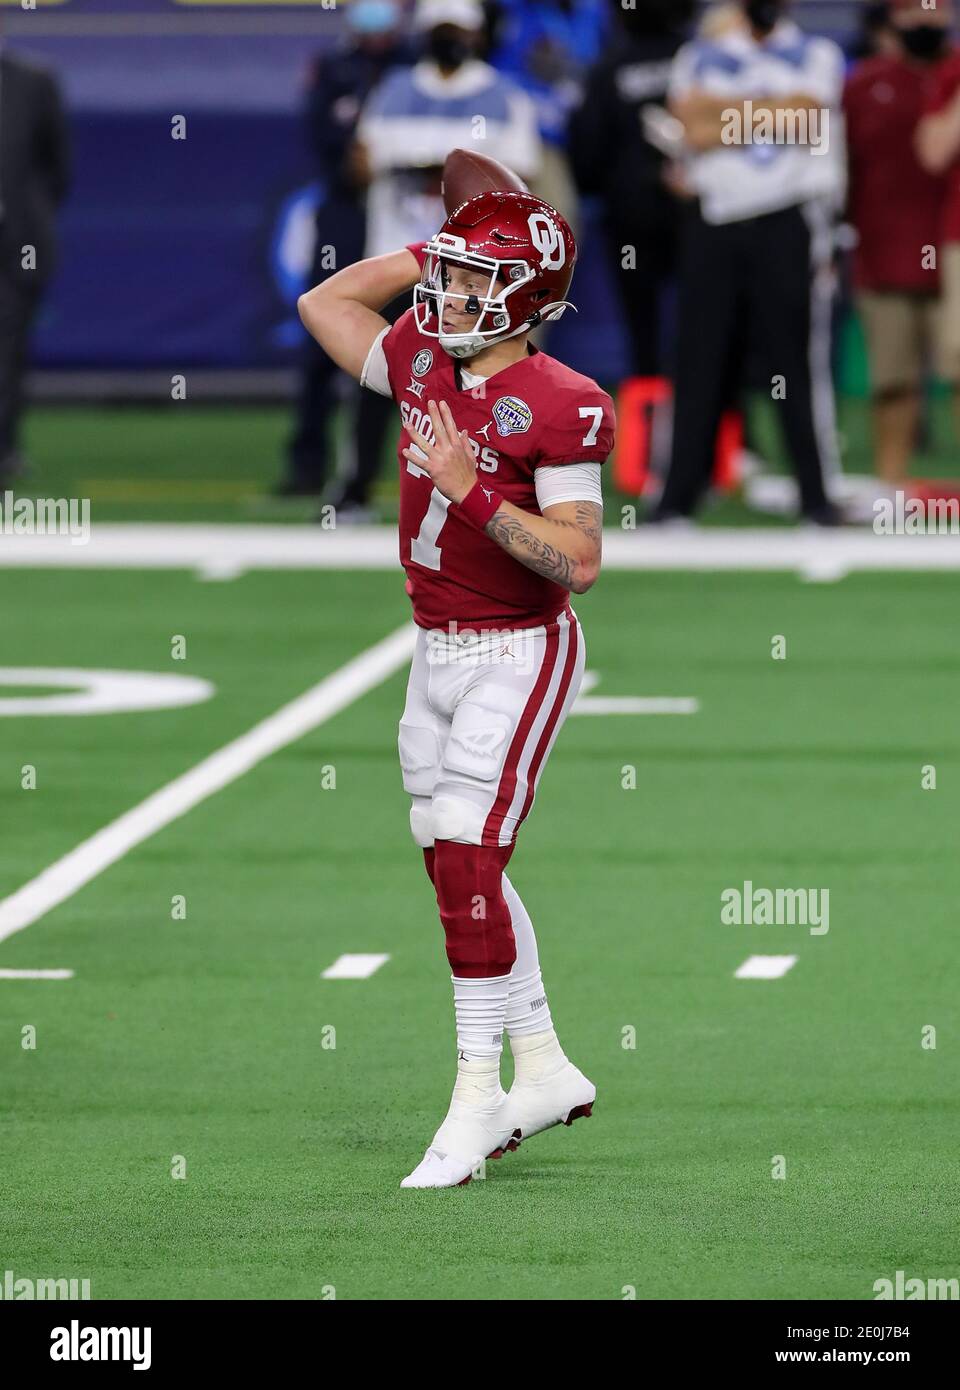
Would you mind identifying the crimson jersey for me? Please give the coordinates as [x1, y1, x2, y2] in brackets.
[844, 55, 947, 292]
[373, 308, 615, 630]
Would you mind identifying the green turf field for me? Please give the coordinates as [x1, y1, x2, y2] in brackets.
[1, 561, 957, 1300]
[12, 391, 960, 527]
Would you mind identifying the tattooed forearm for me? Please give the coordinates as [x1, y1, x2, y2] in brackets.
[486, 510, 576, 586]
[570, 501, 603, 545]
[484, 501, 602, 593]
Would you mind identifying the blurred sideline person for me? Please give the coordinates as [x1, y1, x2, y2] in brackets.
[569, 0, 695, 378]
[915, 0, 960, 447]
[650, 0, 845, 526]
[687, 0, 771, 479]
[486, 0, 608, 227]
[329, 0, 541, 521]
[845, 0, 953, 486]
[0, 28, 70, 487]
[279, 0, 409, 498]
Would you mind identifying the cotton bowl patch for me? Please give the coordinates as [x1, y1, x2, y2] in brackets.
[494, 396, 532, 437]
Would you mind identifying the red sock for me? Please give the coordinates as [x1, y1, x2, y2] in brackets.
[432, 839, 517, 977]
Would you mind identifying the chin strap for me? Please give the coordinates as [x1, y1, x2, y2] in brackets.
[439, 301, 578, 359]
[526, 300, 577, 330]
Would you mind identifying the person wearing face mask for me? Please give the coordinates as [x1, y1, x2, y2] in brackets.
[356, 0, 540, 263]
[914, 1, 960, 439]
[845, 0, 954, 488]
[327, 0, 540, 521]
[648, 0, 846, 526]
[278, 0, 412, 501]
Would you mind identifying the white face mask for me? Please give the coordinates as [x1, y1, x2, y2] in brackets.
[412, 236, 567, 359]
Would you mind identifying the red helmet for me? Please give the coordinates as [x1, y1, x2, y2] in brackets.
[413, 190, 577, 360]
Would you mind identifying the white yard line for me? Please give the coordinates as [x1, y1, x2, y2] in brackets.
[735, 955, 798, 980]
[322, 954, 391, 980]
[0, 624, 417, 945]
[0, 969, 74, 981]
[573, 696, 699, 715]
[574, 672, 698, 715]
[2, 524, 960, 575]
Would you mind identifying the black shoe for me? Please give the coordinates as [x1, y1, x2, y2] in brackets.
[802, 503, 844, 528]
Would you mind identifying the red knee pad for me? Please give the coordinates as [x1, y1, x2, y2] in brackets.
[432, 840, 517, 978]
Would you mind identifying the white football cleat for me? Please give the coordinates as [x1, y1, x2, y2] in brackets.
[400, 1091, 521, 1189]
[502, 1060, 596, 1141]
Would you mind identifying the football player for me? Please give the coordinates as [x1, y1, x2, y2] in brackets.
[299, 189, 615, 1187]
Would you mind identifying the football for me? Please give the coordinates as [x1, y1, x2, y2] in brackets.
[441, 148, 529, 215]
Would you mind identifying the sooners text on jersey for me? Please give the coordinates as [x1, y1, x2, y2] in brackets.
[381, 308, 615, 631]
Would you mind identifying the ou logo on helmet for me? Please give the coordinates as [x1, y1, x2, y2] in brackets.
[527, 212, 565, 270]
